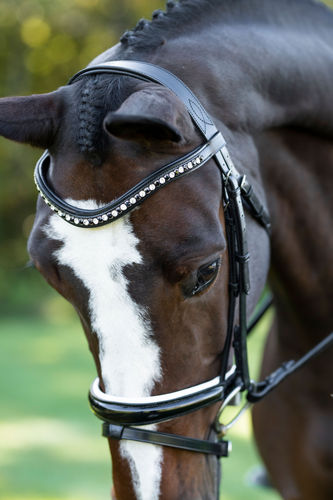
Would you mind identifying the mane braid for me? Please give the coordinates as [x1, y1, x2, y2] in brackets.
[119, 0, 333, 51]
[75, 75, 137, 166]
[119, 0, 206, 50]
[77, 76, 105, 164]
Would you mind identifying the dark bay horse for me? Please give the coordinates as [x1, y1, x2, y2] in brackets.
[1, 0, 333, 499]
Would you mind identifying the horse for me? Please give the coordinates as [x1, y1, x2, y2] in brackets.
[0, 0, 333, 499]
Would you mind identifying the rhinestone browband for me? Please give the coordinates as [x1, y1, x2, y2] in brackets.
[34, 132, 225, 228]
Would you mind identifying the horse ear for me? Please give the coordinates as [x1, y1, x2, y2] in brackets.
[104, 112, 183, 143]
[103, 85, 194, 144]
[0, 91, 63, 149]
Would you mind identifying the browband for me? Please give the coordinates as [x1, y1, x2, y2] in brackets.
[34, 133, 225, 228]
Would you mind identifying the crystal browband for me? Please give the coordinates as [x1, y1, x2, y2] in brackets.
[34, 132, 225, 228]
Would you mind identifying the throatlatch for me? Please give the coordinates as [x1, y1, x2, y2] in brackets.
[34, 60, 333, 459]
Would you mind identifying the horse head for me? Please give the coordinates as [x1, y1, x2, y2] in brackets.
[0, 63, 270, 499]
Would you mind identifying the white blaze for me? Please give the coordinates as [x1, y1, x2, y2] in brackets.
[45, 200, 163, 500]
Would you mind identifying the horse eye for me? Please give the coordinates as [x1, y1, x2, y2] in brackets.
[184, 258, 221, 298]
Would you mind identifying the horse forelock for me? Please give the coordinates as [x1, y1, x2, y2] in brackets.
[74, 75, 136, 166]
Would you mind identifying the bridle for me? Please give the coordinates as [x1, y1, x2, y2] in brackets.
[34, 61, 333, 464]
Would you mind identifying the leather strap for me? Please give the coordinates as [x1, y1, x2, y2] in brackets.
[69, 60, 218, 140]
[247, 331, 333, 402]
[34, 132, 225, 228]
[226, 176, 251, 389]
[89, 377, 227, 427]
[240, 176, 271, 233]
[102, 423, 230, 457]
[246, 293, 273, 335]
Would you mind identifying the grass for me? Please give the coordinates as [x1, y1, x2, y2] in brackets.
[0, 292, 280, 500]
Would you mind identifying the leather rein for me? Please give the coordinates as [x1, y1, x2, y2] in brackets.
[34, 60, 333, 460]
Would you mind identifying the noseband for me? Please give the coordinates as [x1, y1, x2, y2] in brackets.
[34, 61, 333, 462]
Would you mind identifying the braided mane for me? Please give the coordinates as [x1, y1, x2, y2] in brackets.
[120, 0, 215, 50]
[78, 76, 104, 158]
[119, 0, 332, 51]
[76, 76, 135, 165]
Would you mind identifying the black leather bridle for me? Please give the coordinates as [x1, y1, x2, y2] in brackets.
[34, 61, 333, 462]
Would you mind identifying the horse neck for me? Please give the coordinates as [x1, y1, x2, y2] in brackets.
[258, 126, 333, 341]
[208, 19, 333, 136]
[115, 0, 333, 136]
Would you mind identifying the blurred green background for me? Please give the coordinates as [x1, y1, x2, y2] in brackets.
[1, 1, 332, 499]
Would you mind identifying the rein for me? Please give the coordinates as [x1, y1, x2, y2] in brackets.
[34, 60, 333, 462]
